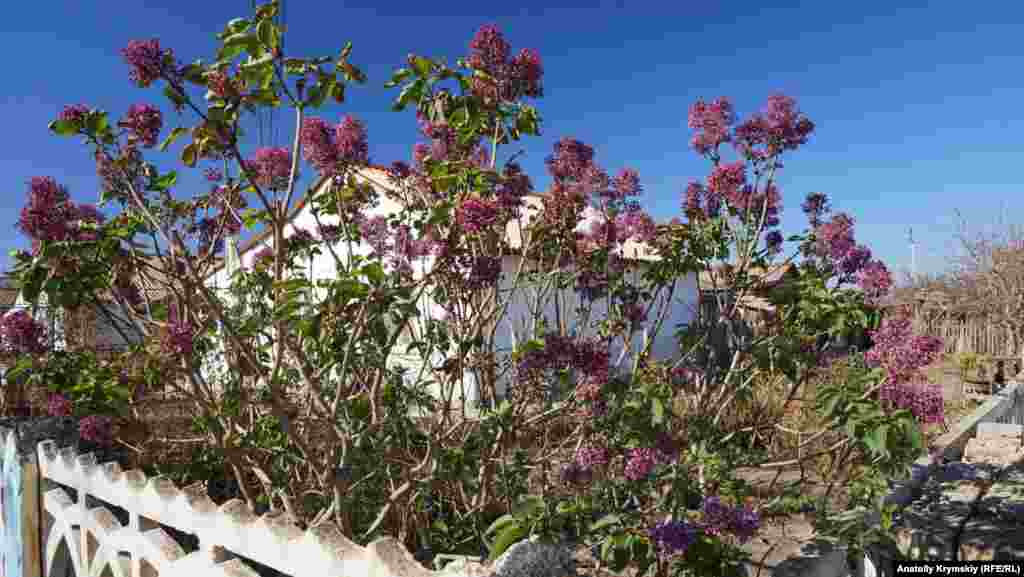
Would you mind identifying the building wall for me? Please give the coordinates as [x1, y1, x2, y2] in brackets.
[207, 170, 699, 411]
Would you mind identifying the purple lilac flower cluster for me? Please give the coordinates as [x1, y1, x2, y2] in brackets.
[59, 104, 90, 126]
[17, 177, 106, 250]
[623, 447, 659, 481]
[122, 39, 173, 88]
[119, 104, 163, 148]
[456, 198, 500, 234]
[574, 442, 610, 471]
[162, 305, 195, 358]
[79, 415, 113, 446]
[243, 147, 292, 190]
[700, 496, 761, 544]
[0, 310, 48, 355]
[465, 24, 543, 105]
[47, 393, 73, 417]
[648, 519, 700, 557]
[300, 116, 369, 176]
[865, 308, 945, 424]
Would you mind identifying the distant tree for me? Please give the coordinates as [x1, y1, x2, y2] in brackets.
[945, 210, 1024, 358]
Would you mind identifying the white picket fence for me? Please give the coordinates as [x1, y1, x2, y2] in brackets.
[2, 380, 1019, 577]
[0, 427, 487, 577]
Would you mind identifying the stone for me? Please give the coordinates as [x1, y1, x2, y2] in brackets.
[893, 465, 990, 560]
[976, 422, 1024, 439]
[959, 516, 1024, 561]
[741, 515, 851, 577]
[490, 539, 578, 577]
[964, 437, 1024, 464]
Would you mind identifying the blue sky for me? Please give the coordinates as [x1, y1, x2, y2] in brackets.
[2, 0, 1021, 279]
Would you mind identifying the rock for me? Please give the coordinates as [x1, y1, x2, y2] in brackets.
[490, 539, 577, 577]
[964, 437, 1024, 464]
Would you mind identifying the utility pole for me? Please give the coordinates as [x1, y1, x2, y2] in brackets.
[907, 227, 917, 280]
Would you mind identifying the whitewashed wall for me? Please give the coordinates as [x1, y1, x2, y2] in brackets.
[207, 169, 699, 412]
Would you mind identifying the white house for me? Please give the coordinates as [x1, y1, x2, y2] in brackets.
[205, 167, 701, 412]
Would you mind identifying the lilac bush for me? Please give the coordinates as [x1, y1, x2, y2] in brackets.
[7, 2, 919, 575]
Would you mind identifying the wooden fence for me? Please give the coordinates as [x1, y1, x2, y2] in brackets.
[914, 318, 1019, 357]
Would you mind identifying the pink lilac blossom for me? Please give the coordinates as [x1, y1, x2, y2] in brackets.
[688, 97, 735, 155]
[465, 25, 543, 103]
[300, 115, 369, 176]
[801, 192, 830, 228]
[79, 415, 113, 445]
[865, 309, 945, 424]
[546, 138, 595, 183]
[608, 168, 642, 201]
[335, 116, 369, 164]
[707, 161, 748, 205]
[95, 147, 144, 199]
[59, 104, 90, 126]
[615, 209, 657, 243]
[47, 394, 72, 417]
[733, 94, 815, 159]
[119, 104, 163, 148]
[0, 310, 48, 355]
[814, 213, 857, 262]
[457, 198, 500, 233]
[747, 182, 782, 227]
[682, 180, 722, 220]
[623, 447, 659, 481]
[162, 305, 195, 358]
[122, 39, 171, 87]
[857, 260, 892, 304]
[575, 442, 610, 470]
[497, 163, 532, 210]
[206, 70, 239, 98]
[839, 244, 873, 276]
[244, 147, 291, 190]
[18, 176, 70, 242]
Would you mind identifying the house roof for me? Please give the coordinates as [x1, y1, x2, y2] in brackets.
[207, 165, 674, 279]
[697, 263, 796, 289]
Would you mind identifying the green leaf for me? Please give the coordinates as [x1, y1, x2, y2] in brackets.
[484, 513, 517, 536]
[85, 112, 108, 135]
[588, 513, 622, 532]
[226, 18, 251, 35]
[392, 78, 424, 112]
[651, 398, 666, 426]
[305, 84, 323, 108]
[384, 68, 412, 88]
[489, 524, 527, 561]
[256, 19, 273, 48]
[181, 143, 198, 167]
[511, 495, 544, 520]
[331, 81, 345, 103]
[152, 171, 178, 192]
[223, 32, 256, 50]
[49, 119, 77, 136]
[410, 55, 432, 77]
[159, 127, 187, 152]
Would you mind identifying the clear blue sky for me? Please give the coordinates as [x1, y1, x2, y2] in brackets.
[2, 0, 1022, 279]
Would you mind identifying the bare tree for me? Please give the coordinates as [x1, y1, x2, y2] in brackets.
[947, 208, 1024, 360]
